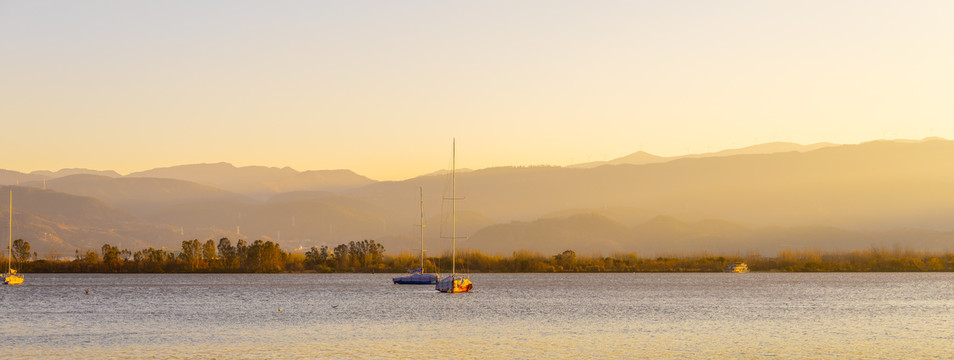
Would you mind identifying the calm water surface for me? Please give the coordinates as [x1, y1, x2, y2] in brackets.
[1, 273, 952, 359]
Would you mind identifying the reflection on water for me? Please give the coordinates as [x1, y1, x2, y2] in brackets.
[1, 273, 952, 358]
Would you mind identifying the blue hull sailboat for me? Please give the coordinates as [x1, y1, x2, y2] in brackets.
[393, 187, 439, 285]
[393, 267, 438, 284]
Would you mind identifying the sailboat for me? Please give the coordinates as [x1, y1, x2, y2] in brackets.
[393, 187, 439, 285]
[2, 190, 24, 286]
[436, 139, 473, 293]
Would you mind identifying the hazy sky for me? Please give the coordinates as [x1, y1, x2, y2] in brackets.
[1, 1, 951, 180]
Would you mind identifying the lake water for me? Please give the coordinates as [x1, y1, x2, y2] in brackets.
[1, 273, 952, 359]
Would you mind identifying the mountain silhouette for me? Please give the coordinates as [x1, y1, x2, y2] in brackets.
[126, 163, 375, 200]
[571, 141, 836, 168]
[5, 138, 954, 256]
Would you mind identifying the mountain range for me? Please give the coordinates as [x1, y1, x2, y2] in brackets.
[569, 141, 837, 168]
[3, 138, 954, 257]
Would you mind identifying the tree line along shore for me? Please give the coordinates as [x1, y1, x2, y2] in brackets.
[6, 238, 954, 273]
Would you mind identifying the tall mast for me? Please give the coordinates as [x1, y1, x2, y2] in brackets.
[452, 138, 457, 276]
[8, 190, 12, 271]
[419, 186, 425, 272]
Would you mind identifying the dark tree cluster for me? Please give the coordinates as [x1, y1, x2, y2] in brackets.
[20, 238, 290, 273]
[304, 239, 386, 272]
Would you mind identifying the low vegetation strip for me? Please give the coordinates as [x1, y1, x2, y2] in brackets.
[7, 238, 954, 273]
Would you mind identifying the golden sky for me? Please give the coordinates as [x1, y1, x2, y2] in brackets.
[1, 1, 951, 180]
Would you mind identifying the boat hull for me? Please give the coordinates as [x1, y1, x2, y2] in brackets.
[393, 273, 439, 284]
[2, 273, 23, 285]
[393, 279, 437, 285]
[436, 275, 472, 293]
[723, 262, 749, 273]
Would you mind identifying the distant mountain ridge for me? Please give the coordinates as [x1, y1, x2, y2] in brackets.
[31, 169, 122, 178]
[3, 138, 954, 257]
[127, 163, 375, 199]
[0, 169, 46, 185]
[0, 140, 843, 191]
[39, 174, 253, 216]
[1, 163, 376, 199]
[571, 141, 837, 168]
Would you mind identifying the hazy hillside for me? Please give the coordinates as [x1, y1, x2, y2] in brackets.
[266, 169, 376, 194]
[0, 186, 179, 256]
[345, 138, 954, 253]
[4, 138, 954, 256]
[128, 162, 295, 182]
[127, 163, 375, 199]
[540, 207, 663, 226]
[30, 169, 122, 178]
[426, 139, 954, 229]
[472, 213, 633, 254]
[0, 169, 46, 186]
[2, 169, 123, 186]
[686, 141, 837, 159]
[39, 174, 253, 216]
[571, 151, 667, 168]
[572, 141, 836, 168]
[127, 162, 297, 198]
[470, 213, 954, 255]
